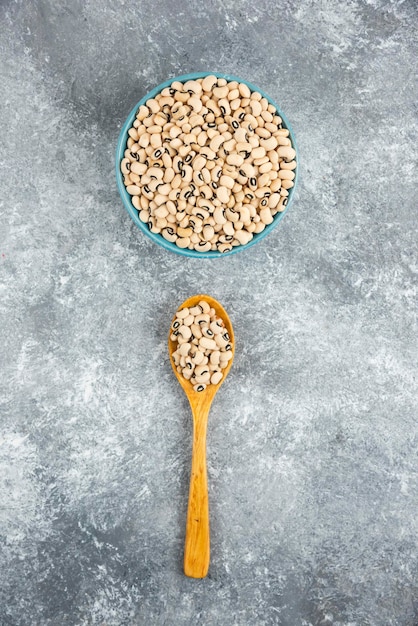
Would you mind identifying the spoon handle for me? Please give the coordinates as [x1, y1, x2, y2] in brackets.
[184, 403, 210, 578]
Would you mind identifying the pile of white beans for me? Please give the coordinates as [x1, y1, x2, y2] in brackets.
[121, 75, 296, 253]
[171, 300, 232, 392]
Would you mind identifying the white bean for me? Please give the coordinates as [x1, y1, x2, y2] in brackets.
[211, 371, 223, 385]
[199, 337, 217, 350]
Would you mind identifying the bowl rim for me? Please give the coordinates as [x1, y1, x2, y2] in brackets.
[115, 71, 299, 258]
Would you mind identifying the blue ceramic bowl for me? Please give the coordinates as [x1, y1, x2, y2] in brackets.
[115, 72, 298, 258]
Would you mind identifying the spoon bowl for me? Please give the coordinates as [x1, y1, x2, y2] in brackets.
[168, 294, 235, 578]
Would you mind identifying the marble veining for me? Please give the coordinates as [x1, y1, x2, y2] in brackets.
[0, 0, 417, 624]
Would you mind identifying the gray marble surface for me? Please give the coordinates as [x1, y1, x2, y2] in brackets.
[1, 1, 417, 624]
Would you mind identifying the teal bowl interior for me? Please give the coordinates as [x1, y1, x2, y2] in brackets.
[115, 72, 299, 258]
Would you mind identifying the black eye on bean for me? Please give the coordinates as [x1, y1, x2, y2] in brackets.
[232, 120, 239, 129]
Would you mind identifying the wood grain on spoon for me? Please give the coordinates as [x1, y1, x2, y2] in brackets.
[168, 294, 235, 578]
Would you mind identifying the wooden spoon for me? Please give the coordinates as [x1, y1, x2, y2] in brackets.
[168, 294, 235, 578]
